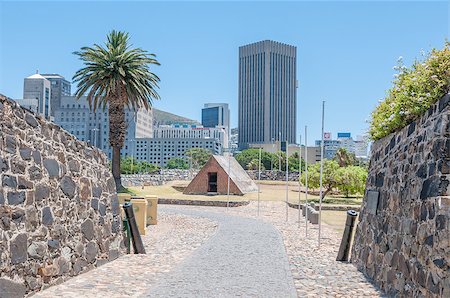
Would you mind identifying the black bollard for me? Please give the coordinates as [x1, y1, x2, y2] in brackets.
[123, 202, 146, 254]
[336, 210, 358, 262]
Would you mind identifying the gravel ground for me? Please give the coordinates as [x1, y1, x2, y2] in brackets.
[33, 213, 218, 298]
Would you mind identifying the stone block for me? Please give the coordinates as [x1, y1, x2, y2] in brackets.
[25, 113, 39, 127]
[0, 278, 27, 298]
[7, 191, 25, 205]
[28, 241, 47, 259]
[43, 159, 60, 178]
[2, 175, 17, 188]
[28, 166, 43, 180]
[81, 218, 94, 240]
[10, 233, 27, 264]
[41, 206, 54, 226]
[60, 176, 76, 198]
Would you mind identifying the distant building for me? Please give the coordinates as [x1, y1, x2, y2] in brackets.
[154, 124, 227, 150]
[23, 73, 52, 119]
[132, 138, 221, 167]
[248, 143, 321, 165]
[354, 135, 369, 158]
[41, 74, 71, 117]
[14, 98, 38, 114]
[315, 132, 367, 159]
[238, 40, 297, 149]
[53, 96, 153, 159]
[202, 103, 230, 132]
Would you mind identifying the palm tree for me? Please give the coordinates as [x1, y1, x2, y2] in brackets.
[334, 148, 356, 167]
[73, 30, 160, 191]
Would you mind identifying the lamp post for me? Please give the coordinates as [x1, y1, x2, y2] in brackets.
[305, 125, 309, 237]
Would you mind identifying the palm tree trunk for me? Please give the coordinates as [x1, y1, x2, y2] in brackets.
[112, 146, 122, 191]
[109, 90, 127, 191]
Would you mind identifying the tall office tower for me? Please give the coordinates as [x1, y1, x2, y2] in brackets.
[202, 103, 230, 131]
[41, 74, 71, 116]
[23, 73, 52, 119]
[238, 40, 297, 149]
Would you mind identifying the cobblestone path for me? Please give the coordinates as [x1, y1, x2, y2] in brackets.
[33, 213, 218, 297]
[145, 206, 297, 297]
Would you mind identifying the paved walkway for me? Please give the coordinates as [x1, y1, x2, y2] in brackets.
[34, 202, 381, 297]
[145, 207, 297, 297]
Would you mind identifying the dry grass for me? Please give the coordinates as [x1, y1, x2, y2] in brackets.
[129, 180, 363, 206]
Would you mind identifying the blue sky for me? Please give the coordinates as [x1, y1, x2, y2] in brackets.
[0, 0, 448, 145]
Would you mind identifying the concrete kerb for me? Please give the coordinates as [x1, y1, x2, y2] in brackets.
[287, 201, 361, 212]
[157, 198, 250, 207]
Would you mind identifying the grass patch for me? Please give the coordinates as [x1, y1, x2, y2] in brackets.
[118, 186, 136, 196]
[129, 180, 362, 206]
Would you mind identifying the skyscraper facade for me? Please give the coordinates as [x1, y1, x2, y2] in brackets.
[238, 40, 297, 149]
[201, 103, 230, 132]
[41, 74, 71, 117]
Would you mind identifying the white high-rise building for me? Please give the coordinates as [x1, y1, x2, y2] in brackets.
[238, 40, 297, 149]
[23, 73, 52, 119]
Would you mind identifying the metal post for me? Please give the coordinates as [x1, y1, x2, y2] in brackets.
[298, 134, 302, 228]
[305, 126, 308, 237]
[318, 101, 325, 247]
[336, 210, 358, 261]
[122, 202, 146, 254]
[258, 147, 261, 216]
[285, 140, 289, 222]
[227, 148, 231, 211]
[278, 131, 281, 172]
[271, 138, 274, 171]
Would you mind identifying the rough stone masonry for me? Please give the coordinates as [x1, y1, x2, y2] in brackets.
[352, 94, 450, 297]
[0, 95, 123, 296]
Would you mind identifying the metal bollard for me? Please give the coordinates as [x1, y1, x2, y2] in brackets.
[336, 210, 358, 261]
[123, 202, 146, 254]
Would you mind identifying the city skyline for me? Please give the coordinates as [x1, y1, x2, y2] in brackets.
[0, 1, 448, 145]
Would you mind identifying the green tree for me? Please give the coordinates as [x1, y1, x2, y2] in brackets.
[235, 149, 276, 170]
[166, 157, 189, 169]
[120, 156, 140, 174]
[73, 30, 160, 191]
[288, 152, 306, 172]
[334, 148, 356, 167]
[301, 159, 340, 201]
[246, 158, 265, 171]
[336, 166, 368, 197]
[138, 161, 159, 174]
[185, 148, 212, 169]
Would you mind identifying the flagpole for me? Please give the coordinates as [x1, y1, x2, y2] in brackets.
[305, 126, 308, 237]
[285, 139, 289, 222]
[298, 134, 302, 228]
[258, 146, 261, 216]
[227, 148, 231, 211]
[318, 101, 325, 247]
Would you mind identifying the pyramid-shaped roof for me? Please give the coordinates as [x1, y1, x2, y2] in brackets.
[212, 155, 258, 193]
[184, 155, 257, 195]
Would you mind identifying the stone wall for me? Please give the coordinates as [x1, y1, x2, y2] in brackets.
[246, 170, 300, 181]
[0, 95, 123, 296]
[352, 94, 449, 297]
[122, 169, 199, 186]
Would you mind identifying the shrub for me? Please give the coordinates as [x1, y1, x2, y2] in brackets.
[369, 42, 450, 140]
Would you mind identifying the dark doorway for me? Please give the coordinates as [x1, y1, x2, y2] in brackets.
[208, 172, 217, 192]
